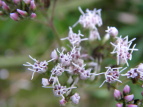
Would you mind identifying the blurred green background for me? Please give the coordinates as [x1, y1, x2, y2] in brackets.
[0, 0, 143, 107]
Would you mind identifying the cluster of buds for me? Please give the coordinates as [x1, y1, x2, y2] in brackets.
[122, 63, 143, 82]
[114, 85, 142, 107]
[0, 0, 36, 21]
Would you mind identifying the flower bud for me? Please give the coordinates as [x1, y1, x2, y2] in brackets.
[10, 13, 20, 21]
[42, 78, 49, 86]
[127, 104, 138, 107]
[116, 103, 123, 107]
[71, 93, 80, 104]
[30, 13, 36, 19]
[106, 26, 118, 37]
[2, 1, 10, 11]
[114, 89, 122, 100]
[89, 29, 100, 41]
[51, 49, 58, 60]
[124, 94, 134, 102]
[17, 9, 27, 17]
[30, 0, 36, 11]
[59, 98, 66, 106]
[123, 85, 130, 94]
[137, 63, 143, 71]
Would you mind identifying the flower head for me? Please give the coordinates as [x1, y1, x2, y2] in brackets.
[73, 7, 102, 30]
[99, 67, 126, 87]
[61, 27, 88, 46]
[23, 55, 53, 80]
[111, 36, 138, 66]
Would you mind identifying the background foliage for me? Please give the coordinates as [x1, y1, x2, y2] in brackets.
[0, 0, 143, 107]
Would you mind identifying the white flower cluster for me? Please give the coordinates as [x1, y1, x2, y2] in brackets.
[23, 7, 140, 106]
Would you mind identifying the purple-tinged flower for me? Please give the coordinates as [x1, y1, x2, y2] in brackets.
[30, 13, 36, 19]
[59, 98, 66, 106]
[53, 85, 76, 97]
[99, 67, 126, 87]
[111, 36, 138, 66]
[114, 89, 122, 100]
[71, 93, 80, 104]
[73, 7, 102, 30]
[121, 68, 138, 79]
[123, 85, 130, 94]
[17, 9, 27, 17]
[61, 27, 88, 46]
[10, 13, 20, 21]
[57, 49, 72, 66]
[51, 49, 58, 60]
[23, 55, 54, 80]
[30, 0, 36, 11]
[127, 104, 138, 107]
[70, 46, 81, 61]
[106, 26, 118, 37]
[124, 94, 134, 102]
[2, 1, 10, 11]
[79, 69, 91, 80]
[116, 103, 123, 107]
[51, 63, 65, 76]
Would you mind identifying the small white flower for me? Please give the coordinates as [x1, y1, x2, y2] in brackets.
[51, 49, 58, 60]
[53, 84, 76, 97]
[122, 63, 143, 80]
[70, 93, 80, 104]
[42, 78, 49, 86]
[111, 36, 138, 66]
[105, 26, 118, 37]
[70, 46, 81, 61]
[53, 84, 67, 97]
[73, 7, 102, 30]
[99, 67, 126, 87]
[51, 63, 65, 76]
[89, 29, 101, 40]
[61, 27, 88, 46]
[23, 55, 53, 80]
[122, 68, 138, 79]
